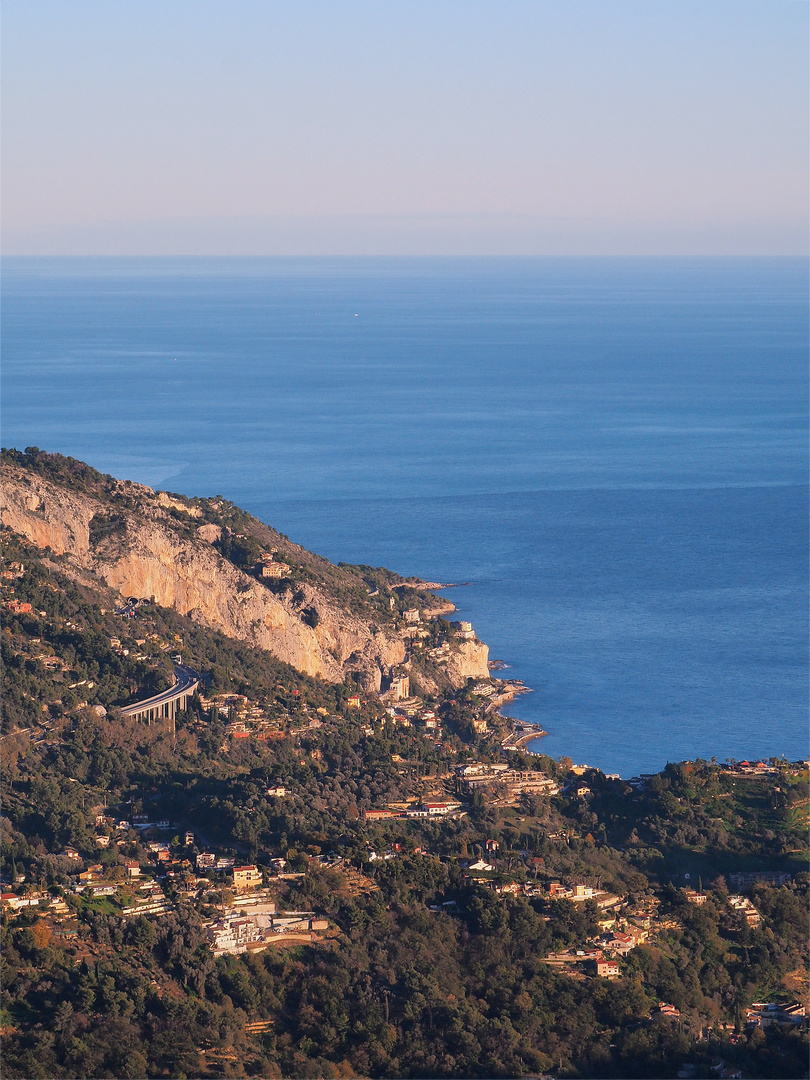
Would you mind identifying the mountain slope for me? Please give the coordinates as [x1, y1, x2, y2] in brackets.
[1, 450, 488, 689]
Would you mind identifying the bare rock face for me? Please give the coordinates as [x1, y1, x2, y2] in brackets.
[196, 523, 223, 543]
[445, 639, 490, 684]
[2, 465, 411, 685]
[2, 472, 92, 558]
[156, 492, 202, 517]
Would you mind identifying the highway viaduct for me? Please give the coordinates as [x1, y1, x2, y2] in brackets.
[120, 664, 201, 730]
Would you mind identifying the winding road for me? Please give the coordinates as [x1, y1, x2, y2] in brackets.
[120, 663, 201, 724]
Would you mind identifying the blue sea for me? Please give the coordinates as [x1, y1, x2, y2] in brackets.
[2, 257, 807, 775]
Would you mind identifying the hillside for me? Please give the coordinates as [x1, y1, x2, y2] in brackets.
[1, 448, 488, 692]
[1, 451, 807, 1080]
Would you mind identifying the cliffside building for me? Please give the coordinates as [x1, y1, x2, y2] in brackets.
[381, 668, 410, 701]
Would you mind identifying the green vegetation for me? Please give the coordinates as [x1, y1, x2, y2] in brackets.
[1, 463, 807, 1079]
[2, 447, 148, 508]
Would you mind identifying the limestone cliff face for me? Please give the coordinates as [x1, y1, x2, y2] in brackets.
[2, 465, 407, 685]
[444, 639, 490, 684]
[409, 638, 490, 697]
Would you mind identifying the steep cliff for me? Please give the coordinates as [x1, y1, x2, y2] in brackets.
[1, 454, 489, 688]
[445, 639, 491, 685]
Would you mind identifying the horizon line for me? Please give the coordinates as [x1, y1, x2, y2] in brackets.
[3, 252, 808, 261]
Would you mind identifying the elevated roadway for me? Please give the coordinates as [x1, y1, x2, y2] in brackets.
[120, 664, 201, 726]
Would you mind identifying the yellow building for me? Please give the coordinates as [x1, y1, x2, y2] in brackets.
[232, 865, 262, 891]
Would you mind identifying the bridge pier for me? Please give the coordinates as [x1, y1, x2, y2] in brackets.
[120, 670, 200, 734]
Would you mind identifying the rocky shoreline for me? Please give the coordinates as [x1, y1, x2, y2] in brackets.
[486, 678, 532, 710]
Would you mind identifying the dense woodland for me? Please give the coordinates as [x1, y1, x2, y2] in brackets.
[1, 481, 808, 1079]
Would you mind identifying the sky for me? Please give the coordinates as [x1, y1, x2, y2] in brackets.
[2, 1, 808, 256]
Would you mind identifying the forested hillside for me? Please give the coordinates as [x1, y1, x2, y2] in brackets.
[1, 455, 807, 1079]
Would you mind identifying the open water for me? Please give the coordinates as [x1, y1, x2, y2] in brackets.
[2, 256, 807, 775]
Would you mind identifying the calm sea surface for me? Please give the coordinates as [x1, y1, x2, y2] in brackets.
[2, 257, 807, 775]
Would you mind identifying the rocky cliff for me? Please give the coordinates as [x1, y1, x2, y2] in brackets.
[1, 457, 489, 689]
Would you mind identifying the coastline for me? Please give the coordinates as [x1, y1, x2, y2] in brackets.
[486, 678, 532, 713]
[486, 678, 549, 750]
[502, 725, 549, 751]
[397, 578, 459, 617]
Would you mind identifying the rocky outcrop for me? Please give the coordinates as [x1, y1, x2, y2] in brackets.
[196, 523, 222, 543]
[2, 464, 484, 690]
[156, 492, 201, 517]
[444, 639, 490, 684]
[408, 638, 490, 697]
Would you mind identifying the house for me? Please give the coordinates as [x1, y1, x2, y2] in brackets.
[493, 881, 522, 896]
[422, 801, 461, 816]
[595, 960, 620, 978]
[209, 915, 263, 956]
[5, 600, 32, 614]
[548, 882, 573, 899]
[78, 865, 104, 884]
[184, 831, 194, 845]
[728, 870, 791, 890]
[655, 1002, 681, 1019]
[626, 923, 649, 944]
[381, 670, 410, 700]
[62, 847, 82, 862]
[576, 948, 603, 960]
[453, 621, 476, 640]
[232, 864, 263, 891]
[746, 1002, 806, 1028]
[683, 888, 708, 905]
[1, 893, 41, 911]
[260, 562, 289, 579]
[601, 931, 636, 955]
[266, 787, 287, 797]
[572, 884, 597, 901]
[466, 859, 494, 872]
[456, 763, 508, 778]
[363, 809, 397, 822]
[347, 696, 362, 709]
[729, 894, 762, 928]
[89, 885, 116, 897]
[125, 860, 141, 878]
[403, 609, 420, 623]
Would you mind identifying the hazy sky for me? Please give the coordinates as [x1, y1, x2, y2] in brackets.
[2, 1, 807, 255]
